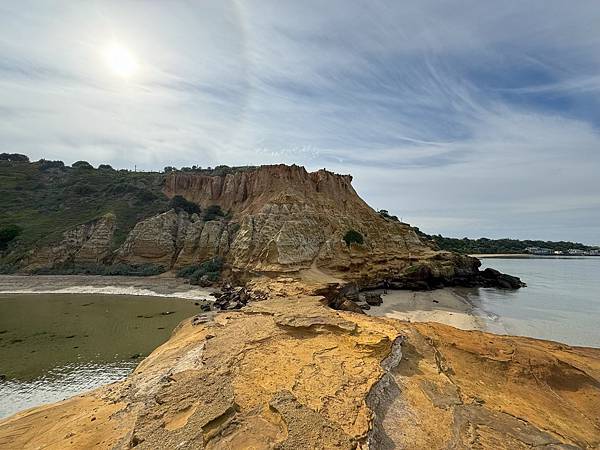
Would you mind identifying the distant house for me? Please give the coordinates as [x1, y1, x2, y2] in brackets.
[525, 247, 552, 255]
[568, 249, 586, 256]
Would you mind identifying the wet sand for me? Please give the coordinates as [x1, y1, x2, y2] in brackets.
[0, 275, 213, 301]
[366, 288, 484, 331]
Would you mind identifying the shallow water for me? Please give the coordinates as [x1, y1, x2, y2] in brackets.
[468, 257, 600, 347]
[0, 293, 203, 418]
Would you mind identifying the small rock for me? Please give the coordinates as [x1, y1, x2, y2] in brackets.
[191, 314, 210, 326]
[364, 292, 383, 306]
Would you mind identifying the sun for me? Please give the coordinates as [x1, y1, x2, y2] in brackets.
[103, 43, 139, 78]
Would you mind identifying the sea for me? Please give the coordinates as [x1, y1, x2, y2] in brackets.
[468, 257, 600, 348]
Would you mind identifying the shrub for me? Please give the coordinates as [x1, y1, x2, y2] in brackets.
[73, 184, 96, 195]
[0, 153, 29, 162]
[169, 195, 201, 215]
[177, 257, 223, 284]
[204, 205, 225, 221]
[136, 190, 158, 202]
[110, 183, 138, 194]
[98, 164, 114, 170]
[31, 263, 164, 276]
[343, 229, 364, 247]
[378, 209, 399, 221]
[72, 160, 94, 169]
[0, 224, 22, 250]
[38, 159, 65, 171]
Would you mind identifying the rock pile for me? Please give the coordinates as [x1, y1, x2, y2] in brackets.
[210, 285, 268, 311]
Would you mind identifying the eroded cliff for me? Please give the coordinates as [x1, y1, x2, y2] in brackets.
[22, 165, 483, 285]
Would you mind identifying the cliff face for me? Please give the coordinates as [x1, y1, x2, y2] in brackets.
[116, 210, 231, 268]
[22, 164, 493, 289]
[1, 296, 598, 449]
[163, 165, 441, 277]
[23, 214, 116, 271]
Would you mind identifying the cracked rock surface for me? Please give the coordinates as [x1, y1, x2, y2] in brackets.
[0, 296, 598, 449]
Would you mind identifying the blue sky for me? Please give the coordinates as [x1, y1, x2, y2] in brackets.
[1, 1, 599, 244]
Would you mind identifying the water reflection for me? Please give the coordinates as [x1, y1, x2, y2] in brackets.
[0, 361, 136, 418]
[0, 293, 205, 418]
[465, 258, 600, 347]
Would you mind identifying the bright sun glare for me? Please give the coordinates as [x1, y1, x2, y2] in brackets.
[103, 43, 138, 78]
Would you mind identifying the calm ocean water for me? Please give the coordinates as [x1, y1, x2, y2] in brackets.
[467, 257, 600, 348]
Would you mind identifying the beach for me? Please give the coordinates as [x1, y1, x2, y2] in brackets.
[365, 288, 484, 331]
[0, 274, 213, 301]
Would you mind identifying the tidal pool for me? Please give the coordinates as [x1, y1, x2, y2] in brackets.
[0, 293, 204, 418]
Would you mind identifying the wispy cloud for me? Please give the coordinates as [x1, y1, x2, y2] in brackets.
[1, 0, 599, 243]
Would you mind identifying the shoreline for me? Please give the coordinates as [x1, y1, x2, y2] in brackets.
[471, 253, 598, 259]
[0, 274, 214, 301]
[0, 275, 487, 331]
[365, 287, 486, 331]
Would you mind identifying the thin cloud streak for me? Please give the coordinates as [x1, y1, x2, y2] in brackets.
[0, 0, 599, 243]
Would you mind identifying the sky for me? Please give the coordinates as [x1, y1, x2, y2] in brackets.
[1, 1, 599, 244]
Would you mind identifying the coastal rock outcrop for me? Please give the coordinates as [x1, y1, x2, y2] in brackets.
[20, 164, 522, 291]
[23, 213, 116, 271]
[164, 165, 448, 278]
[116, 210, 231, 268]
[1, 296, 597, 449]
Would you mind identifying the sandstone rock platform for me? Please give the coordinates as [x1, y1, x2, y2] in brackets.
[1, 295, 597, 449]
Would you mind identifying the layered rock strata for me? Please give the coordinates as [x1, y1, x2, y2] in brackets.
[23, 213, 116, 271]
[22, 165, 522, 292]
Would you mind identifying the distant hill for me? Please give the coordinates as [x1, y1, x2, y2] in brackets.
[413, 229, 598, 255]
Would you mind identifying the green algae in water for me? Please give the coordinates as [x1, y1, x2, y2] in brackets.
[0, 293, 204, 418]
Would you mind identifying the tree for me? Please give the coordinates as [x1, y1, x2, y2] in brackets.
[38, 159, 65, 171]
[169, 195, 201, 215]
[204, 205, 225, 221]
[72, 160, 94, 169]
[0, 153, 29, 162]
[98, 164, 114, 170]
[0, 224, 22, 250]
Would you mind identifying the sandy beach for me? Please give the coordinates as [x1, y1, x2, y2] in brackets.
[366, 288, 484, 331]
[0, 274, 214, 301]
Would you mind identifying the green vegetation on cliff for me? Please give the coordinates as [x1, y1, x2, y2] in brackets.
[343, 229, 364, 247]
[177, 257, 223, 284]
[0, 158, 169, 267]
